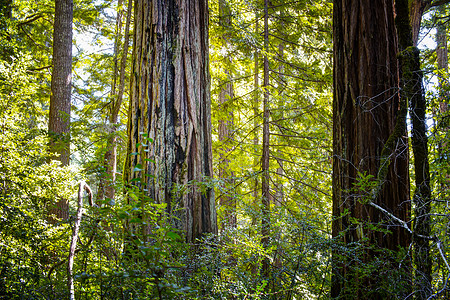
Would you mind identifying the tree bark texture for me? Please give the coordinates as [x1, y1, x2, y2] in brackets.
[124, 0, 217, 243]
[48, 0, 72, 221]
[261, 0, 271, 280]
[397, 1, 432, 298]
[332, 0, 410, 298]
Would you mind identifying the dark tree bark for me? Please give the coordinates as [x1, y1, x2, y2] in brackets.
[332, 0, 410, 298]
[124, 0, 217, 243]
[48, 0, 73, 221]
[217, 0, 236, 230]
[396, 1, 433, 298]
[261, 0, 271, 280]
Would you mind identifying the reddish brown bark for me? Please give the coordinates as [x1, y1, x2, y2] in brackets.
[261, 0, 271, 280]
[125, 0, 216, 243]
[332, 0, 410, 298]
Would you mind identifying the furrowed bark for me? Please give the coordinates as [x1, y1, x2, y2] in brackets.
[125, 0, 217, 243]
[332, 0, 410, 298]
[396, 1, 433, 298]
[48, 0, 73, 222]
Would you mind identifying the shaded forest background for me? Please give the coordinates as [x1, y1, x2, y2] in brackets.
[0, 0, 449, 299]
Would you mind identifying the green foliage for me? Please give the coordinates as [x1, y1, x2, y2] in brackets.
[4, 0, 450, 299]
[0, 55, 77, 298]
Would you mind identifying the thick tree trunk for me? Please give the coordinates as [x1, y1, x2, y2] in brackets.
[261, 0, 271, 280]
[218, 0, 236, 230]
[124, 0, 217, 243]
[332, 0, 410, 298]
[397, 1, 433, 298]
[48, 0, 72, 221]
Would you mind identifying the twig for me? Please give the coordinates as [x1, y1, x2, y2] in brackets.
[367, 201, 412, 234]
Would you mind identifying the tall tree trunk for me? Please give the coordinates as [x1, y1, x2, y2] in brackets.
[217, 0, 236, 231]
[48, 0, 73, 221]
[436, 6, 449, 296]
[100, 0, 132, 202]
[261, 0, 271, 281]
[437, 4, 448, 118]
[124, 0, 217, 243]
[252, 8, 260, 227]
[397, 1, 433, 298]
[332, 0, 410, 298]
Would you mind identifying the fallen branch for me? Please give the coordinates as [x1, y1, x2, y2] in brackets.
[68, 181, 93, 300]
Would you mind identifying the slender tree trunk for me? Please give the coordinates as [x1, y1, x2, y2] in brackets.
[436, 6, 449, 296]
[252, 8, 260, 227]
[275, 42, 285, 208]
[261, 0, 271, 281]
[48, 0, 73, 221]
[125, 0, 217, 243]
[396, 1, 433, 298]
[332, 0, 410, 298]
[437, 4, 448, 116]
[100, 0, 132, 202]
[272, 41, 285, 275]
[218, 0, 236, 231]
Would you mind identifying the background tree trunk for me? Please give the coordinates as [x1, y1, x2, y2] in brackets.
[252, 8, 260, 228]
[261, 0, 271, 281]
[48, 0, 73, 221]
[437, 4, 448, 116]
[397, 1, 433, 298]
[124, 0, 217, 243]
[99, 0, 132, 203]
[332, 0, 410, 298]
[218, 0, 236, 230]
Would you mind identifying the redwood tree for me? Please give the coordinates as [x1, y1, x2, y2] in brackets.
[124, 0, 217, 243]
[332, 0, 410, 298]
[48, 0, 73, 221]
